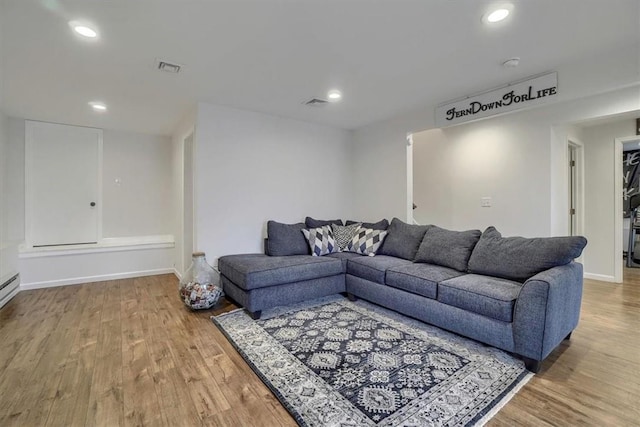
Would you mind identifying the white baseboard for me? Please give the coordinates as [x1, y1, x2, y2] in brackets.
[20, 268, 175, 290]
[583, 272, 617, 283]
[173, 268, 182, 280]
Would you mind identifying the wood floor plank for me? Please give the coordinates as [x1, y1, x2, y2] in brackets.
[0, 287, 61, 375]
[0, 286, 68, 425]
[45, 282, 106, 427]
[85, 280, 125, 427]
[0, 270, 638, 426]
[134, 276, 203, 426]
[151, 277, 233, 421]
[121, 294, 164, 427]
[5, 284, 92, 426]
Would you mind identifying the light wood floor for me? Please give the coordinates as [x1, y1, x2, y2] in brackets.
[0, 272, 638, 426]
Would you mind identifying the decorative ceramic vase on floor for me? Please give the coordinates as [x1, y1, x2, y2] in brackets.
[179, 252, 223, 310]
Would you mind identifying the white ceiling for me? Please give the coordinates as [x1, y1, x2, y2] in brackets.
[1, 0, 638, 135]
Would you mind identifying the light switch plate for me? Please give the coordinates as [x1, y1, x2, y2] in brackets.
[481, 197, 492, 207]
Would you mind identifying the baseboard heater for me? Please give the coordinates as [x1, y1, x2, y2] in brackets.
[0, 273, 20, 305]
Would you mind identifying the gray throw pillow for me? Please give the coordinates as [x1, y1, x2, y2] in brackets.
[305, 217, 344, 228]
[467, 226, 588, 282]
[378, 218, 430, 260]
[332, 223, 362, 251]
[345, 219, 389, 230]
[267, 221, 310, 256]
[415, 226, 481, 271]
[302, 225, 339, 256]
[347, 228, 388, 256]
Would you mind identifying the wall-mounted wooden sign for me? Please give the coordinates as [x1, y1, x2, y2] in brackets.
[435, 72, 558, 128]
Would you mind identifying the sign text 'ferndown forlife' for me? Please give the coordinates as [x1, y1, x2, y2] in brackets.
[435, 72, 558, 127]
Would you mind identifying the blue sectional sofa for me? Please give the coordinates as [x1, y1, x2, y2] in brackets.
[218, 217, 587, 373]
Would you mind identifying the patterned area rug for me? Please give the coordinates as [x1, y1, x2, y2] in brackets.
[212, 296, 532, 426]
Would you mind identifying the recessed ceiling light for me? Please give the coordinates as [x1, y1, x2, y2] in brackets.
[89, 101, 107, 112]
[482, 5, 513, 24]
[327, 89, 342, 102]
[487, 9, 510, 22]
[69, 21, 98, 38]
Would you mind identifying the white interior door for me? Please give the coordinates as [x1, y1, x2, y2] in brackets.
[26, 121, 102, 247]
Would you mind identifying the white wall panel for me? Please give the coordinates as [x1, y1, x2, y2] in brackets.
[194, 103, 353, 264]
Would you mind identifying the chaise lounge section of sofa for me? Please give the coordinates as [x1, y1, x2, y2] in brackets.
[218, 217, 587, 372]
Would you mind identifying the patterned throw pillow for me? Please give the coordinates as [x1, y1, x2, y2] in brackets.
[347, 228, 388, 256]
[302, 225, 338, 256]
[331, 223, 362, 251]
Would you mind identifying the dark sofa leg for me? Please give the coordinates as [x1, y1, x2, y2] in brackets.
[564, 332, 572, 341]
[522, 357, 541, 373]
[247, 310, 262, 320]
[347, 293, 357, 302]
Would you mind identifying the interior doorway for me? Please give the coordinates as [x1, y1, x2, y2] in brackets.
[620, 136, 640, 276]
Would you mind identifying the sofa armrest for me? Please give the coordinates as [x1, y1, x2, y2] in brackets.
[513, 261, 583, 361]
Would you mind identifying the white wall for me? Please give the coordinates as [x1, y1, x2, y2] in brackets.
[7, 119, 177, 288]
[6, 117, 24, 242]
[102, 129, 173, 237]
[19, 246, 175, 289]
[355, 86, 640, 238]
[353, 43, 640, 225]
[581, 119, 636, 279]
[0, 112, 14, 283]
[9, 119, 174, 240]
[194, 103, 353, 264]
[412, 115, 552, 236]
[354, 84, 639, 282]
[1, 115, 23, 288]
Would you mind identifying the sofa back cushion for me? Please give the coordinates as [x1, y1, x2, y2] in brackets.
[415, 226, 481, 271]
[305, 217, 343, 228]
[267, 221, 310, 256]
[468, 226, 588, 282]
[345, 219, 389, 230]
[378, 218, 430, 260]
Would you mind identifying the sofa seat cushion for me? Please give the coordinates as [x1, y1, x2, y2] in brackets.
[346, 255, 412, 284]
[325, 252, 364, 273]
[438, 274, 522, 322]
[218, 254, 342, 291]
[386, 264, 465, 299]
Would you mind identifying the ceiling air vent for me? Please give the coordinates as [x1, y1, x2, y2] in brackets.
[304, 98, 328, 106]
[157, 60, 181, 73]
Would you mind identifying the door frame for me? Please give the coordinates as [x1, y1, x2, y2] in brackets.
[567, 139, 585, 256]
[406, 133, 415, 224]
[182, 131, 195, 275]
[24, 120, 103, 248]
